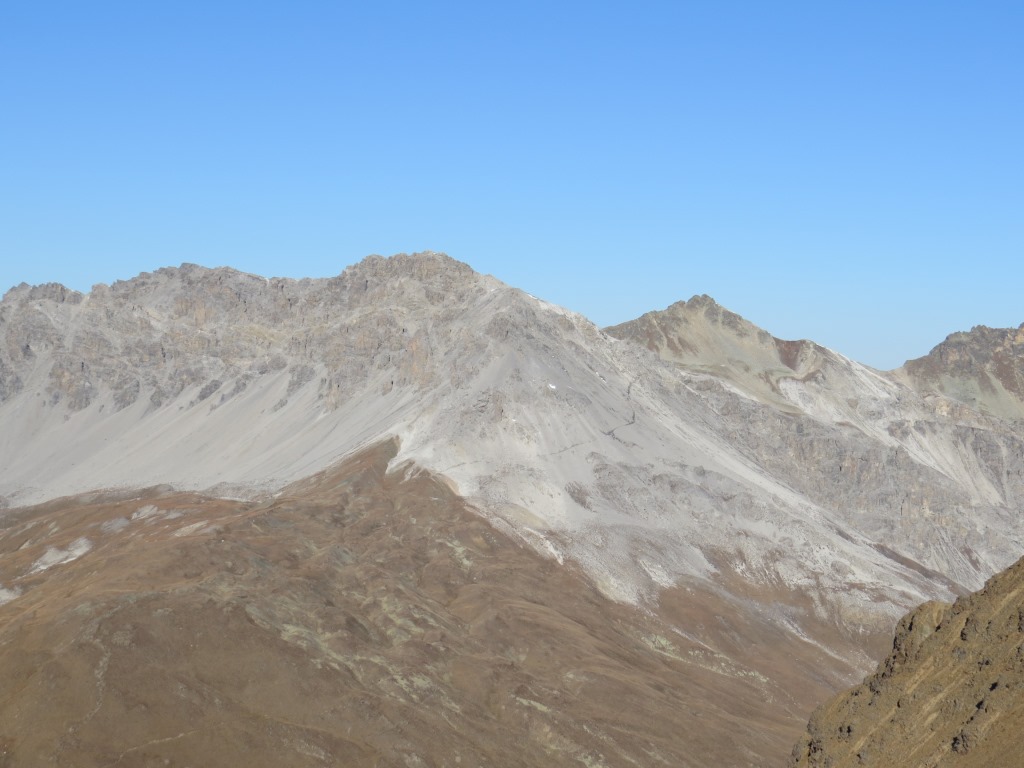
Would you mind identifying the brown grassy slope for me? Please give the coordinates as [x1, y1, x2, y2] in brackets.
[0, 439, 856, 768]
[790, 556, 1024, 767]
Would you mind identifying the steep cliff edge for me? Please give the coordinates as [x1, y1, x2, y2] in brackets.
[790, 555, 1024, 767]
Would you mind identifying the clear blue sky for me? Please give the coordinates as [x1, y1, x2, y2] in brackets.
[2, 2, 1021, 369]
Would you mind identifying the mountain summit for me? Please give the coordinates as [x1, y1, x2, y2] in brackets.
[897, 323, 1024, 421]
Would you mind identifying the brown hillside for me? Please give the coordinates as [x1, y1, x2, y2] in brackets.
[791, 555, 1024, 767]
[0, 440, 845, 767]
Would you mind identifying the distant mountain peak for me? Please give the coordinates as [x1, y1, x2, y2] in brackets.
[605, 294, 831, 406]
[898, 321, 1024, 420]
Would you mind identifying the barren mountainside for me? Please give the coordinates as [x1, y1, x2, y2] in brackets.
[0, 440, 809, 767]
[2, 252, 1024, 766]
[605, 294, 1024, 593]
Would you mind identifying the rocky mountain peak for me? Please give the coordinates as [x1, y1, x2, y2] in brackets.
[0, 252, 506, 415]
[682, 292, 756, 328]
[898, 322, 1024, 420]
[341, 250, 478, 283]
[605, 293, 834, 410]
[2, 281, 83, 304]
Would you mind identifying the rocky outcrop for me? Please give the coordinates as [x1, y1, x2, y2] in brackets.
[790, 556, 1024, 767]
[898, 324, 1024, 421]
[0, 254, 485, 414]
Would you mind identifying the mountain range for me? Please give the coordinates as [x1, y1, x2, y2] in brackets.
[2, 252, 1023, 767]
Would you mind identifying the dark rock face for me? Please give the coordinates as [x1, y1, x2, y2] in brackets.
[790, 557, 1024, 767]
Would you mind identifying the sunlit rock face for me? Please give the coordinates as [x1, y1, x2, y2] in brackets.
[2, 252, 1024, 766]
[790, 554, 1024, 768]
[608, 295, 1024, 591]
[897, 322, 1024, 421]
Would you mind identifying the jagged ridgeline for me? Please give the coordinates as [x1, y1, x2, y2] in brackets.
[2, 252, 1024, 766]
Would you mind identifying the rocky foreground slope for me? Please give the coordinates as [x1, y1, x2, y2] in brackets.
[790, 553, 1024, 767]
[2, 252, 1024, 766]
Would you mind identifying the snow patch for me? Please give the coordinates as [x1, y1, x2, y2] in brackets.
[131, 504, 161, 521]
[100, 517, 130, 534]
[29, 537, 92, 574]
[174, 521, 209, 537]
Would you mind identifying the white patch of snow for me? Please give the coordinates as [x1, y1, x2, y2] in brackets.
[173, 521, 208, 537]
[100, 517, 130, 534]
[131, 505, 161, 522]
[29, 537, 92, 574]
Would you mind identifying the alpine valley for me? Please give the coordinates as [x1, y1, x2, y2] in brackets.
[2, 252, 1023, 767]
